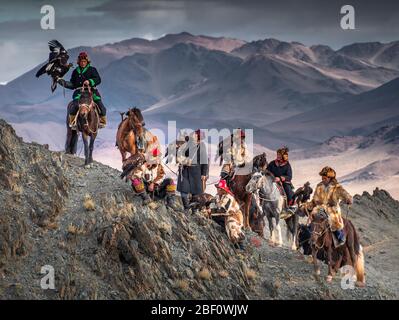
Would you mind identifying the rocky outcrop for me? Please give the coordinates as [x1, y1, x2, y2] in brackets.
[0, 119, 398, 299]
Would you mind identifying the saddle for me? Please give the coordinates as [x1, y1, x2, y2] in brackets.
[315, 208, 346, 248]
[273, 181, 294, 220]
[275, 182, 286, 197]
[67, 101, 99, 129]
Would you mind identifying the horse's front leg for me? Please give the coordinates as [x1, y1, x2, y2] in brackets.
[71, 130, 78, 154]
[244, 194, 252, 230]
[89, 134, 96, 164]
[290, 215, 299, 251]
[312, 246, 321, 277]
[275, 221, 283, 247]
[326, 246, 334, 283]
[82, 133, 90, 166]
[267, 215, 275, 245]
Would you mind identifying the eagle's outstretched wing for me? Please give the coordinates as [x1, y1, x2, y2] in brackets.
[48, 39, 66, 54]
[35, 63, 49, 78]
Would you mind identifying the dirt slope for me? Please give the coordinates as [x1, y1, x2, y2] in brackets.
[0, 119, 398, 299]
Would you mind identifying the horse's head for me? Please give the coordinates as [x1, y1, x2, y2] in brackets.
[245, 171, 264, 193]
[310, 209, 329, 243]
[253, 152, 268, 173]
[78, 89, 93, 120]
[127, 107, 144, 134]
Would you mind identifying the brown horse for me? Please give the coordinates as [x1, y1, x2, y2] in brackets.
[115, 108, 144, 163]
[310, 210, 365, 287]
[65, 84, 99, 166]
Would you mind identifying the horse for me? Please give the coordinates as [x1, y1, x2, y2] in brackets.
[309, 209, 365, 287]
[115, 107, 145, 163]
[65, 84, 99, 166]
[246, 171, 285, 246]
[246, 170, 304, 249]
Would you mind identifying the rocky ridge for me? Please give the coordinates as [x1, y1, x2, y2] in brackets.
[0, 119, 398, 299]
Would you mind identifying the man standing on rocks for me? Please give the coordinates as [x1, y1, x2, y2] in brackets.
[177, 129, 209, 212]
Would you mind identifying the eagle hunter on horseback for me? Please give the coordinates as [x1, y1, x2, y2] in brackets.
[246, 149, 313, 248]
[58, 52, 107, 130]
[297, 166, 365, 286]
[266, 146, 297, 218]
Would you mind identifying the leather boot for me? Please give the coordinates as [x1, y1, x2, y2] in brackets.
[181, 196, 190, 210]
[140, 191, 151, 205]
[166, 194, 179, 210]
[99, 115, 107, 128]
[69, 115, 77, 129]
[334, 229, 346, 246]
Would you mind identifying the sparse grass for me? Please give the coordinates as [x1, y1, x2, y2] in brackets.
[148, 202, 159, 210]
[175, 280, 189, 291]
[12, 184, 22, 194]
[218, 270, 229, 278]
[186, 233, 197, 241]
[67, 223, 84, 235]
[245, 268, 257, 280]
[274, 279, 281, 289]
[159, 222, 172, 234]
[198, 268, 212, 280]
[83, 194, 95, 211]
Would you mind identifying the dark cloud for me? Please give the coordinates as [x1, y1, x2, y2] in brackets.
[1, 0, 399, 82]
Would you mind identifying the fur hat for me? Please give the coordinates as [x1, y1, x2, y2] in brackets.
[277, 146, 289, 161]
[319, 166, 336, 178]
[77, 51, 90, 63]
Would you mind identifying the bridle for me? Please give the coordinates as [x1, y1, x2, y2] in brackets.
[310, 214, 330, 250]
[78, 84, 98, 134]
[251, 174, 280, 202]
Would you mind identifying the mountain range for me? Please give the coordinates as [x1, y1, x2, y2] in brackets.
[0, 32, 399, 149]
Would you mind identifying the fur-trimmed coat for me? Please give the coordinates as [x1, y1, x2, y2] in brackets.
[307, 181, 352, 231]
[214, 192, 244, 243]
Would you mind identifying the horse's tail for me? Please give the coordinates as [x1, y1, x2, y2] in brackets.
[354, 244, 366, 285]
[348, 219, 366, 285]
[350, 219, 361, 256]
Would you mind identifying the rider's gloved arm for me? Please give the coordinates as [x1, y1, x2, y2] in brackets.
[57, 78, 75, 89]
[337, 185, 353, 205]
[58, 68, 78, 89]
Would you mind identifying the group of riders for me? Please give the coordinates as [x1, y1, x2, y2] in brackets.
[58, 52, 352, 250]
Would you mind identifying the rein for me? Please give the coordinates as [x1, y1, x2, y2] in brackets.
[78, 84, 99, 135]
[310, 220, 330, 250]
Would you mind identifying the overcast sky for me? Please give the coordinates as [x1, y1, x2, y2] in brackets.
[1, 0, 399, 83]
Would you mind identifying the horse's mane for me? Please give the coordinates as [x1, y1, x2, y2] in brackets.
[79, 90, 92, 105]
[252, 152, 268, 172]
[131, 107, 144, 125]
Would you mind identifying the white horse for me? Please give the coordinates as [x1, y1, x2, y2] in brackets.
[246, 172, 298, 249]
